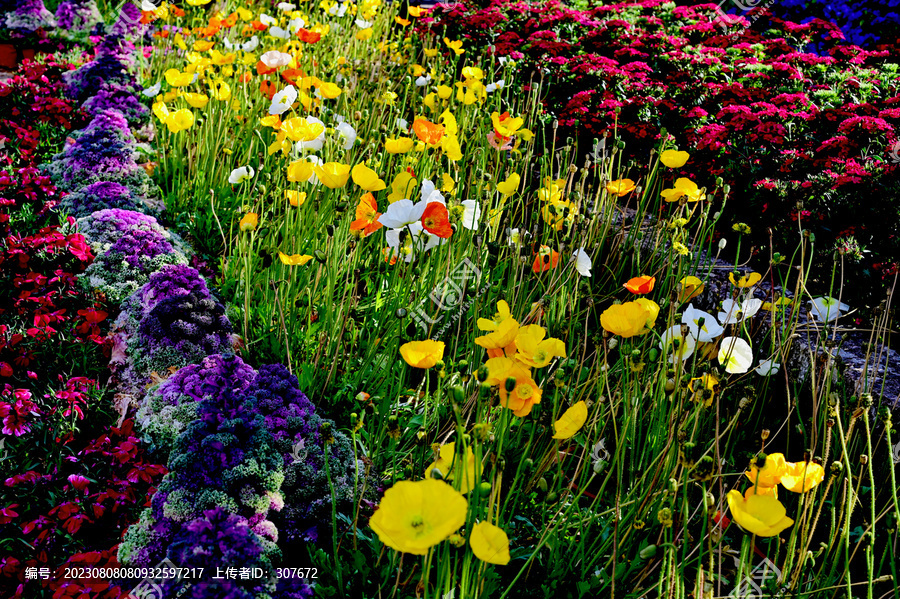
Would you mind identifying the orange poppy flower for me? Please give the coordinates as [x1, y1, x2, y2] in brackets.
[223, 12, 238, 27]
[281, 68, 303, 85]
[259, 80, 277, 100]
[421, 202, 453, 238]
[350, 193, 383, 237]
[154, 30, 170, 38]
[250, 20, 267, 31]
[296, 28, 322, 43]
[238, 73, 252, 84]
[256, 61, 278, 76]
[170, 6, 185, 16]
[624, 275, 655, 294]
[532, 246, 559, 273]
[412, 117, 445, 145]
[382, 247, 398, 265]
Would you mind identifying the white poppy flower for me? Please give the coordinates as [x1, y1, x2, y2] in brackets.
[486, 80, 505, 93]
[222, 37, 236, 51]
[141, 82, 161, 97]
[355, 18, 372, 28]
[260, 50, 292, 68]
[378, 199, 430, 229]
[507, 228, 522, 247]
[755, 358, 781, 376]
[396, 118, 409, 131]
[242, 36, 260, 52]
[660, 325, 696, 363]
[228, 166, 255, 185]
[572, 247, 592, 277]
[415, 75, 432, 87]
[420, 180, 445, 206]
[269, 26, 292, 39]
[277, 2, 296, 11]
[335, 121, 356, 150]
[141, 0, 156, 10]
[460, 200, 481, 230]
[717, 297, 763, 325]
[268, 85, 297, 115]
[329, 3, 348, 16]
[718, 336, 753, 374]
[682, 303, 724, 342]
[288, 17, 305, 33]
[259, 13, 277, 26]
[807, 297, 849, 323]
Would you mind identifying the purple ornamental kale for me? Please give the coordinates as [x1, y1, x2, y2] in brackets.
[108, 0, 145, 38]
[81, 108, 134, 142]
[81, 83, 150, 127]
[58, 181, 145, 217]
[54, 0, 100, 34]
[109, 228, 174, 267]
[63, 53, 135, 103]
[4, 0, 56, 33]
[128, 264, 212, 318]
[152, 354, 256, 410]
[161, 507, 271, 599]
[247, 363, 320, 450]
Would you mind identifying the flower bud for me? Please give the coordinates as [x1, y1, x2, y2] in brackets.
[505, 377, 517, 392]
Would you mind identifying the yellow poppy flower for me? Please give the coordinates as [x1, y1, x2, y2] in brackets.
[287, 160, 314, 183]
[660, 149, 690, 168]
[678, 276, 704, 302]
[497, 173, 520, 196]
[239, 212, 258, 232]
[474, 318, 519, 359]
[661, 178, 703, 202]
[313, 162, 351, 189]
[551, 401, 588, 440]
[369, 479, 468, 555]
[400, 340, 445, 369]
[387, 171, 417, 203]
[483, 357, 541, 417]
[385, 137, 414, 154]
[164, 68, 193, 87]
[726, 490, 794, 537]
[317, 81, 342, 99]
[729, 272, 762, 288]
[469, 522, 511, 565]
[605, 178, 635, 197]
[436, 85, 453, 99]
[600, 302, 654, 338]
[443, 37, 465, 55]
[424, 442, 479, 494]
[165, 109, 194, 133]
[285, 190, 307, 206]
[209, 80, 232, 101]
[476, 300, 512, 332]
[351, 163, 387, 192]
[441, 173, 455, 194]
[281, 117, 325, 142]
[745, 453, 788, 488]
[780, 461, 825, 493]
[441, 135, 463, 161]
[278, 252, 314, 266]
[183, 93, 209, 109]
[514, 324, 566, 368]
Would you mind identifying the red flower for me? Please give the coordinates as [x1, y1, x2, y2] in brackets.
[624, 275, 655, 295]
[421, 202, 453, 238]
[296, 28, 321, 43]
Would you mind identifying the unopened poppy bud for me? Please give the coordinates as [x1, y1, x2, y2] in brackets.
[616, 139, 625, 149]
[477, 365, 489, 382]
[718, 238, 727, 250]
[664, 379, 676, 393]
[831, 461, 843, 475]
[755, 452, 768, 468]
[722, 184, 730, 194]
[479, 382, 492, 398]
[640, 545, 658, 560]
[258, 184, 267, 195]
[434, 360, 444, 370]
[537, 478, 548, 492]
[648, 348, 659, 361]
[477, 481, 492, 497]
[320, 420, 334, 444]
[545, 491, 558, 503]
[505, 377, 517, 392]
[715, 177, 723, 187]
[523, 458, 534, 472]
[314, 249, 327, 263]
[326, 224, 335, 236]
[451, 385, 465, 403]
[457, 359, 468, 372]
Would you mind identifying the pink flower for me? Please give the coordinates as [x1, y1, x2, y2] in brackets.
[67, 474, 90, 493]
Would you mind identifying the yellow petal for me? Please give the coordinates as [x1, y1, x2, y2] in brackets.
[469, 521, 510, 565]
[551, 401, 588, 439]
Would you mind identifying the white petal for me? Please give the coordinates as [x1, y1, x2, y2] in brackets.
[142, 82, 161, 97]
[460, 200, 481, 230]
[378, 200, 416, 229]
[573, 248, 592, 277]
[718, 336, 753, 374]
